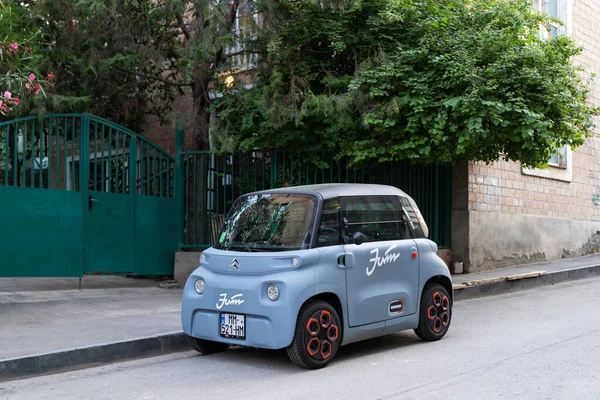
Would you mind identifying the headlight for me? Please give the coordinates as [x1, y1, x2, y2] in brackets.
[194, 279, 205, 294]
[267, 284, 279, 301]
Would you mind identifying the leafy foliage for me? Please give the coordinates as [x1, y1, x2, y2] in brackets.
[0, 1, 52, 117]
[212, 0, 599, 168]
[24, 0, 255, 147]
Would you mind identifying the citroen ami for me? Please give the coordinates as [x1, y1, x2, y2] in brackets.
[181, 183, 453, 369]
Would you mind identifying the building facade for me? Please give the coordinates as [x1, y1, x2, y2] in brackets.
[452, 0, 600, 272]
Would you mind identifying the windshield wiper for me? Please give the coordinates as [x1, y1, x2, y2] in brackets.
[224, 243, 268, 252]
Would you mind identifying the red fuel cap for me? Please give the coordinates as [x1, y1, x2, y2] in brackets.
[412, 251, 418, 258]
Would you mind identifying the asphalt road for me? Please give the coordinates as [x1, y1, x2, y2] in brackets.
[3, 276, 600, 400]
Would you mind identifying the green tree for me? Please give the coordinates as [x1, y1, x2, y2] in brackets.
[212, 0, 599, 168]
[27, 0, 257, 148]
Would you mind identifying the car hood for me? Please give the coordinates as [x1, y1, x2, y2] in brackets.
[200, 247, 321, 275]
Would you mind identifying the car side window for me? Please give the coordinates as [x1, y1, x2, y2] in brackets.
[341, 195, 408, 243]
[316, 198, 342, 247]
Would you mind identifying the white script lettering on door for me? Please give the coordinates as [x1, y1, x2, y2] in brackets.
[216, 293, 244, 309]
[367, 245, 401, 276]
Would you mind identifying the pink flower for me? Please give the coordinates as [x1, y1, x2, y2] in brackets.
[9, 43, 18, 51]
[3, 91, 11, 99]
[33, 84, 40, 95]
[0, 103, 6, 112]
[47, 72, 55, 80]
[13, 97, 20, 105]
[29, 73, 36, 81]
[25, 83, 30, 89]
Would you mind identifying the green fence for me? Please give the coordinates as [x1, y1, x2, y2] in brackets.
[0, 114, 452, 277]
[0, 114, 178, 277]
[178, 150, 452, 250]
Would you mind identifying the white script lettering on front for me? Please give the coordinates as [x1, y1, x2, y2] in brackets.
[366, 245, 401, 276]
[216, 293, 244, 309]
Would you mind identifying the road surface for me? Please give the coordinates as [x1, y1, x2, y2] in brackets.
[2, 276, 600, 400]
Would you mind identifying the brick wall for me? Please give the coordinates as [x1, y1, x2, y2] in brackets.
[451, 0, 600, 272]
[141, 92, 195, 155]
[140, 70, 257, 154]
[467, 0, 600, 221]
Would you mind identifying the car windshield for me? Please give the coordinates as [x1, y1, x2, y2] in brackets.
[215, 193, 318, 252]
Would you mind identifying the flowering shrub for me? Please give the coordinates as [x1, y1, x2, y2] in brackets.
[0, 40, 53, 116]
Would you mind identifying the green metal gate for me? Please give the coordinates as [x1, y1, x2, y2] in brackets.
[178, 150, 452, 250]
[0, 114, 177, 277]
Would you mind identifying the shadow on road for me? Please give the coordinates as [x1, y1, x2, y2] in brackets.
[187, 331, 427, 371]
[336, 331, 424, 362]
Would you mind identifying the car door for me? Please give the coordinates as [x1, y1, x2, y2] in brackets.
[342, 195, 420, 327]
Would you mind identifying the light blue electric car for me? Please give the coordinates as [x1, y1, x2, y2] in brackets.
[181, 183, 453, 369]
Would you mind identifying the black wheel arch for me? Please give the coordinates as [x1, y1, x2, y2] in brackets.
[423, 275, 453, 302]
[298, 292, 344, 339]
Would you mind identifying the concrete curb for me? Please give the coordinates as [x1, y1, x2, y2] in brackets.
[2, 264, 599, 382]
[0, 331, 190, 382]
[453, 263, 600, 301]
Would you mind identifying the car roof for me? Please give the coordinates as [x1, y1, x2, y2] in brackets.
[248, 183, 410, 200]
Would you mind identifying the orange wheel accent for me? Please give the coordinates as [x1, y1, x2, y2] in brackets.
[305, 318, 320, 336]
[304, 308, 340, 361]
[327, 325, 339, 342]
[433, 317, 442, 333]
[320, 340, 332, 359]
[441, 312, 450, 326]
[320, 310, 331, 328]
[307, 337, 320, 356]
[442, 296, 450, 311]
[427, 305, 437, 320]
[432, 292, 442, 307]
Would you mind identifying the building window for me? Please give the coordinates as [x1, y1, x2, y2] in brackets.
[548, 145, 568, 168]
[521, 0, 573, 180]
[226, 1, 259, 71]
[534, 0, 570, 39]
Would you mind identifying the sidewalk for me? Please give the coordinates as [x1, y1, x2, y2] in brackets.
[451, 253, 600, 300]
[0, 276, 185, 381]
[1, 254, 600, 381]
[0, 276, 182, 360]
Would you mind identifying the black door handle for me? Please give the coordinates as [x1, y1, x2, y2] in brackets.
[88, 195, 98, 210]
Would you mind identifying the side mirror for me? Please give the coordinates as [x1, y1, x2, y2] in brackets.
[351, 231, 366, 246]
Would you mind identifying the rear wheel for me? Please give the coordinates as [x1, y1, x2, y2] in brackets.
[414, 283, 452, 341]
[286, 300, 342, 369]
[186, 335, 230, 355]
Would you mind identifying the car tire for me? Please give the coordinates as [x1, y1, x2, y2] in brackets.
[414, 283, 452, 341]
[286, 300, 342, 369]
[186, 335, 230, 355]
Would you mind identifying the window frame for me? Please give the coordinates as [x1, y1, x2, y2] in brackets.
[339, 195, 411, 244]
[522, 0, 573, 181]
[314, 197, 343, 248]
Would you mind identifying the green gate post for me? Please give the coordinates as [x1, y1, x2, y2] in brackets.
[80, 114, 90, 277]
[270, 150, 277, 189]
[175, 124, 185, 248]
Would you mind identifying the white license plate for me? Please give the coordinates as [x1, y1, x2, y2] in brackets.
[220, 313, 246, 339]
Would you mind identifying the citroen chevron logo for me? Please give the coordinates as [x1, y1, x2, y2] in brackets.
[229, 258, 240, 271]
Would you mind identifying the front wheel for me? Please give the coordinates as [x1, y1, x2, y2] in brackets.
[186, 335, 230, 355]
[414, 283, 452, 341]
[286, 300, 342, 369]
